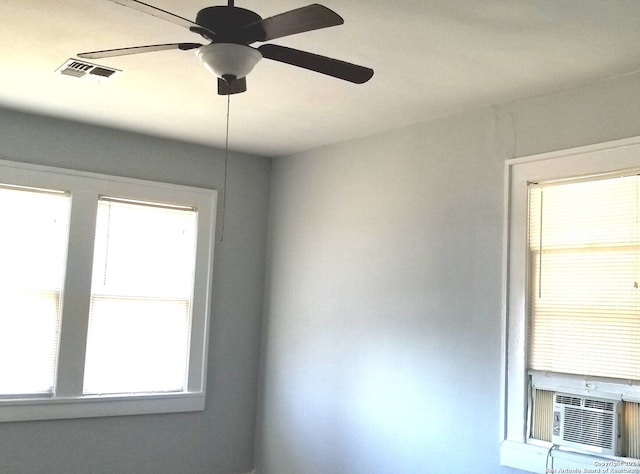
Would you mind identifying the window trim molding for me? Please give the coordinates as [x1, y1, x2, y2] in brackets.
[0, 392, 206, 422]
[500, 136, 640, 472]
[0, 158, 217, 422]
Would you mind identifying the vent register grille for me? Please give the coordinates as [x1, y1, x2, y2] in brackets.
[56, 59, 120, 81]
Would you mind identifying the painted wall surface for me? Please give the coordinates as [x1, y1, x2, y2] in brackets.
[0, 107, 270, 474]
[257, 72, 640, 473]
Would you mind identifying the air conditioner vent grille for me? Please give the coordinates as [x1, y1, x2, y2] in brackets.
[556, 394, 582, 406]
[585, 399, 615, 411]
[564, 406, 614, 449]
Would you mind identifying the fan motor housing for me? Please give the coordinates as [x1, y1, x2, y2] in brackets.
[196, 6, 262, 41]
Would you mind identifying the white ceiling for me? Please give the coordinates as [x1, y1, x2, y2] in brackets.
[3, 1, 640, 157]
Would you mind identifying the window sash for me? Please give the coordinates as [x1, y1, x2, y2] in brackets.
[83, 295, 192, 394]
[90, 198, 198, 298]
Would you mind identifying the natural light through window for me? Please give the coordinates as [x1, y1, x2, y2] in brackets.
[527, 175, 640, 381]
[83, 197, 198, 395]
[0, 185, 70, 395]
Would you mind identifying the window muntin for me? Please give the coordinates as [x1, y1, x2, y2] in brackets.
[0, 185, 70, 395]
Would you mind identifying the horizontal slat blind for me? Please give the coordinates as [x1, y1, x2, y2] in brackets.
[0, 186, 70, 395]
[527, 175, 640, 381]
[83, 198, 198, 395]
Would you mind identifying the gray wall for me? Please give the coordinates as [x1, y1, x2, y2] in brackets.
[0, 107, 270, 474]
[256, 72, 640, 473]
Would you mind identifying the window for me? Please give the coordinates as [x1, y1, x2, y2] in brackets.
[0, 160, 216, 422]
[501, 137, 640, 472]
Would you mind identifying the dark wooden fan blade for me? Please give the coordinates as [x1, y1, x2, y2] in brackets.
[108, 0, 216, 39]
[218, 77, 247, 95]
[238, 4, 343, 43]
[78, 43, 202, 59]
[258, 44, 374, 84]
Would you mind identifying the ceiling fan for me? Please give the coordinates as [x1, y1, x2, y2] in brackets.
[78, 0, 374, 94]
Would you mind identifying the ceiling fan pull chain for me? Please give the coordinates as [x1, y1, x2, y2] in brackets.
[220, 92, 231, 242]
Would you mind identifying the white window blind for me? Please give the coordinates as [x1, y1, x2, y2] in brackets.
[0, 185, 70, 395]
[527, 174, 640, 381]
[83, 197, 198, 395]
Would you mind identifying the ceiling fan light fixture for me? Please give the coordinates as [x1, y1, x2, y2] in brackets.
[196, 43, 262, 81]
[77, 1, 373, 94]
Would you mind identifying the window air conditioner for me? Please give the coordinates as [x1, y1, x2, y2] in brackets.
[552, 392, 623, 456]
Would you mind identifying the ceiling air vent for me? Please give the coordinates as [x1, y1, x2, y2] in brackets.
[56, 59, 120, 82]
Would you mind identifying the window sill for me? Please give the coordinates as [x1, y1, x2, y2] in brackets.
[0, 391, 205, 422]
[501, 440, 640, 474]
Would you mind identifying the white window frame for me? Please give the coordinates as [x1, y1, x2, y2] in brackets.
[0, 159, 216, 422]
[501, 137, 640, 472]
